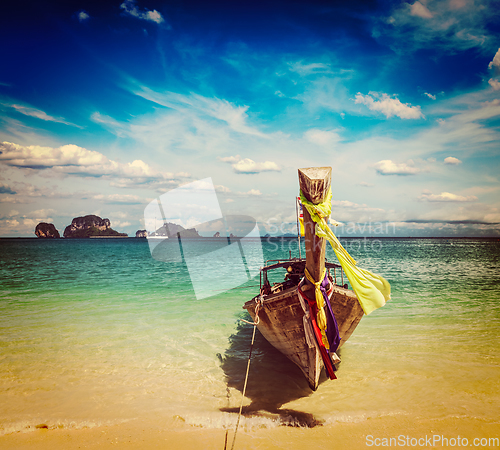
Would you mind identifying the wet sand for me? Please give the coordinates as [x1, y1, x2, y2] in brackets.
[1, 416, 498, 450]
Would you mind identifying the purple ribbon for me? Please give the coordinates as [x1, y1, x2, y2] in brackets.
[320, 273, 341, 353]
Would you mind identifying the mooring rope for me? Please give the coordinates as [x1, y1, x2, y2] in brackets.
[238, 316, 260, 326]
[227, 296, 263, 450]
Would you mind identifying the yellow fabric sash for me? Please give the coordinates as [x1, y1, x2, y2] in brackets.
[299, 189, 391, 315]
[304, 267, 329, 349]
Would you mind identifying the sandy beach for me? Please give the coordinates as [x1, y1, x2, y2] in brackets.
[1, 416, 499, 450]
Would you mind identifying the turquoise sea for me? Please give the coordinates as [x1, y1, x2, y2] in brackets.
[1, 237, 499, 435]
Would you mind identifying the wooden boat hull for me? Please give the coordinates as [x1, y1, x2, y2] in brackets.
[243, 283, 364, 390]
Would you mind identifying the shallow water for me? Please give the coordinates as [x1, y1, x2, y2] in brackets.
[0, 237, 499, 434]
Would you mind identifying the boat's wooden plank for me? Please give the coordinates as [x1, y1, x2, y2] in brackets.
[244, 287, 321, 389]
[243, 279, 364, 389]
[329, 286, 364, 345]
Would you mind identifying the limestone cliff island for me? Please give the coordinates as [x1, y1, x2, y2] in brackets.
[63, 215, 127, 238]
[35, 222, 61, 238]
[152, 222, 201, 238]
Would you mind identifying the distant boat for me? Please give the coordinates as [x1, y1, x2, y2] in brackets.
[146, 233, 168, 255]
[243, 167, 365, 390]
[147, 217, 169, 239]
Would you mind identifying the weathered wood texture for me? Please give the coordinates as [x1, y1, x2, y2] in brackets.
[298, 167, 332, 285]
[243, 283, 364, 390]
[244, 287, 320, 389]
[328, 286, 364, 345]
[298, 167, 332, 204]
[302, 207, 325, 284]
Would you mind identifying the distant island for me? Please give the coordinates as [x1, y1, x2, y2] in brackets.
[35, 217, 294, 239]
[151, 222, 201, 238]
[35, 222, 60, 238]
[63, 215, 127, 238]
[34, 217, 205, 239]
[35, 215, 127, 238]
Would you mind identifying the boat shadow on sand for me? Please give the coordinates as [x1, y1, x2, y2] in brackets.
[217, 313, 340, 428]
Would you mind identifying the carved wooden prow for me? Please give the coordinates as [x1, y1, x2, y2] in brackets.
[298, 167, 332, 285]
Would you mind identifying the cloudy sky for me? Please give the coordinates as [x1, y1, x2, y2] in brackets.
[1, 0, 499, 237]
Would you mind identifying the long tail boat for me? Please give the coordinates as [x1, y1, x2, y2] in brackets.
[243, 167, 365, 390]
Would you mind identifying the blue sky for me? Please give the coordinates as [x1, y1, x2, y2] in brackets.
[1, 0, 499, 237]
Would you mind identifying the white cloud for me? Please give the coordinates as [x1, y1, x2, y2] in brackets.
[132, 87, 268, 138]
[232, 158, 280, 174]
[0, 142, 102, 168]
[304, 129, 341, 146]
[0, 182, 16, 194]
[488, 79, 500, 91]
[424, 92, 436, 100]
[329, 199, 386, 223]
[204, 100, 264, 137]
[92, 194, 144, 204]
[374, 160, 420, 175]
[1, 210, 19, 218]
[91, 112, 128, 137]
[379, 0, 494, 54]
[20, 210, 58, 229]
[2, 102, 80, 127]
[449, 0, 467, 9]
[215, 184, 231, 193]
[217, 155, 241, 163]
[110, 220, 131, 229]
[288, 61, 332, 76]
[488, 48, 500, 71]
[215, 185, 261, 197]
[0, 182, 59, 202]
[31, 208, 56, 217]
[444, 156, 462, 165]
[410, 1, 434, 18]
[459, 186, 500, 199]
[453, 30, 487, 46]
[293, 73, 354, 117]
[0, 141, 177, 185]
[120, 0, 165, 24]
[419, 191, 478, 202]
[246, 189, 262, 196]
[111, 211, 130, 220]
[354, 92, 424, 119]
[332, 200, 362, 209]
[218, 155, 280, 174]
[0, 219, 21, 236]
[78, 11, 90, 22]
